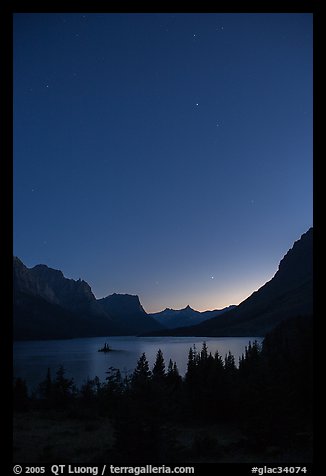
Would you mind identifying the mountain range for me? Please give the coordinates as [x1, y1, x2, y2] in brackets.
[13, 258, 162, 339]
[149, 304, 236, 329]
[147, 227, 313, 337]
[13, 227, 313, 340]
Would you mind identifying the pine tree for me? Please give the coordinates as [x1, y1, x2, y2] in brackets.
[166, 359, 182, 388]
[187, 347, 194, 368]
[152, 349, 166, 380]
[192, 344, 199, 365]
[38, 367, 53, 401]
[173, 362, 180, 378]
[214, 349, 224, 369]
[224, 351, 236, 374]
[80, 376, 101, 403]
[240, 340, 261, 376]
[105, 367, 124, 398]
[167, 358, 174, 376]
[200, 341, 208, 361]
[53, 365, 75, 407]
[186, 346, 196, 382]
[132, 352, 151, 389]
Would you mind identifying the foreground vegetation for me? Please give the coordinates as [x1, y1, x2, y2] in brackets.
[13, 315, 313, 464]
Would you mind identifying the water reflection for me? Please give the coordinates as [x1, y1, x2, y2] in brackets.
[13, 335, 263, 391]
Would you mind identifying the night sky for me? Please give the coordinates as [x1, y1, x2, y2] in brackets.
[13, 13, 312, 312]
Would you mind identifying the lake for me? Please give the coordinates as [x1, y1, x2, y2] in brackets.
[13, 335, 263, 391]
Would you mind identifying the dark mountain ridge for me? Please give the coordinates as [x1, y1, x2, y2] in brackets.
[13, 259, 162, 340]
[13, 227, 312, 339]
[149, 304, 236, 328]
[96, 293, 156, 335]
[147, 228, 313, 337]
[14, 257, 95, 311]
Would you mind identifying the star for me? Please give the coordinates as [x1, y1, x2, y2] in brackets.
[211, 276, 214, 279]
[195, 103, 199, 107]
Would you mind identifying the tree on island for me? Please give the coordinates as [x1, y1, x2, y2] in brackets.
[14, 317, 313, 464]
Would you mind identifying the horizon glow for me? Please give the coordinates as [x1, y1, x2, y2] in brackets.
[14, 13, 312, 313]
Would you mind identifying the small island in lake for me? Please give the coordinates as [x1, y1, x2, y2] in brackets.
[98, 342, 111, 352]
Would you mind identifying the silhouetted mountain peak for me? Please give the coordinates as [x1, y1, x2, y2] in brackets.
[13, 260, 163, 339]
[149, 303, 235, 330]
[31, 264, 64, 279]
[98, 293, 145, 314]
[276, 228, 313, 280]
[13, 256, 25, 266]
[13, 258, 95, 310]
[13, 256, 29, 273]
[96, 293, 163, 334]
[153, 228, 313, 337]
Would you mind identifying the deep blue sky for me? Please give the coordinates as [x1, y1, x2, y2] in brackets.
[13, 13, 312, 312]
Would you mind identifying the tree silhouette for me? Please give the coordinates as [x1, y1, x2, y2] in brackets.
[224, 351, 236, 373]
[167, 358, 174, 375]
[131, 352, 152, 400]
[38, 367, 53, 403]
[185, 345, 196, 385]
[152, 349, 166, 380]
[13, 317, 313, 464]
[53, 365, 76, 407]
[132, 353, 151, 385]
[80, 376, 101, 405]
[200, 341, 208, 361]
[166, 359, 182, 386]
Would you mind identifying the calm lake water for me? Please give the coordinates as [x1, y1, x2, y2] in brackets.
[13, 336, 263, 391]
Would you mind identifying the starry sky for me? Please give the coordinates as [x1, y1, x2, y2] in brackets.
[13, 13, 313, 313]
